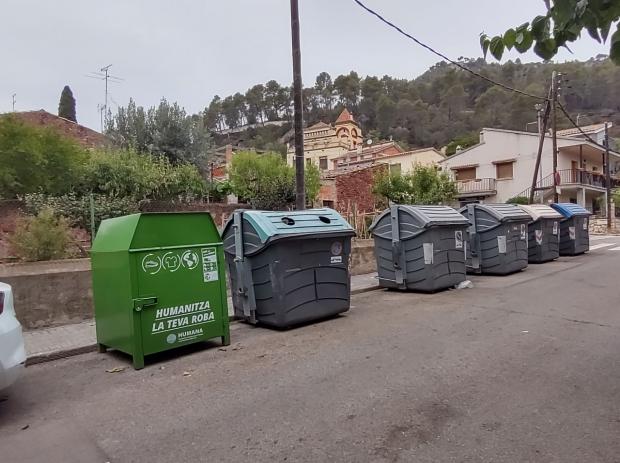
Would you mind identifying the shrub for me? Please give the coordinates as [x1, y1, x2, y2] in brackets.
[8, 208, 72, 261]
[228, 151, 319, 210]
[373, 165, 457, 205]
[506, 196, 529, 205]
[77, 149, 206, 201]
[0, 116, 87, 198]
[22, 193, 141, 231]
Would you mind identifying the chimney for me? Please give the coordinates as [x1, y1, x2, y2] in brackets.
[225, 144, 233, 165]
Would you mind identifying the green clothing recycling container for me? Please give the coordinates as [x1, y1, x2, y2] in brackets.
[221, 208, 355, 328]
[91, 212, 230, 369]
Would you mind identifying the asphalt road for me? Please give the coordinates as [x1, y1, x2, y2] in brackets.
[2, 236, 620, 463]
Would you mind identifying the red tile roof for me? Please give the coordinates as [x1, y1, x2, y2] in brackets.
[335, 108, 354, 125]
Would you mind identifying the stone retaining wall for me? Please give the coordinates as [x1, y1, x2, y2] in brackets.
[0, 241, 378, 330]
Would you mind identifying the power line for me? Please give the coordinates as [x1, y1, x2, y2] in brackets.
[351, 0, 546, 101]
[557, 100, 614, 152]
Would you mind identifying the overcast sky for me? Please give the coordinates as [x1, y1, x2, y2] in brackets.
[1, 0, 608, 130]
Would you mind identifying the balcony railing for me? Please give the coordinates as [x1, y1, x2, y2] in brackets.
[456, 178, 497, 196]
[516, 169, 620, 200]
[559, 169, 620, 189]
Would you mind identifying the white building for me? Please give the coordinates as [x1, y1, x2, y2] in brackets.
[440, 124, 620, 212]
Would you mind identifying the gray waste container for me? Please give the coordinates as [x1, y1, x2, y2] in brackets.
[221, 208, 355, 328]
[549, 203, 591, 255]
[519, 204, 563, 263]
[459, 203, 530, 275]
[369, 205, 469, 291]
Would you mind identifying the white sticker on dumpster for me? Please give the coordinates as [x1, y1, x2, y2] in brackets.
[583, 218, 588, 230]
[151, 300, 214, 335]
[552, 221, 559, 235]
[497, 235, 507, 254]
[520, 224, 527, 240]
[455, 230, 463, 249]
[535, 229, 543, 245]
[201, 247, 219, 282]
[569, 226, 576, 240]
[330, 256, 343, 264]
[423, 243, 434, 264]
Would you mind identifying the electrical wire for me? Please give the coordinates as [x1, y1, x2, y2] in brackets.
[557, 100, 613, 151]
[351, 0, 547, 101]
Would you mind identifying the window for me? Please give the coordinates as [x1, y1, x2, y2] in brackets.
[454, 167, 476, 181]
[306, 158, 312, 167]
[322, 200, 334, 208]
[389, 163, 402, 175]
[319, 156, 328, 170]
[495, 162, 514, 179]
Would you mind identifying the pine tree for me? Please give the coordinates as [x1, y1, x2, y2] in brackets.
[58, 86, 77, 122]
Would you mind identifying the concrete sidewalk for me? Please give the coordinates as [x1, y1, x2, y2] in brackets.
[24, 272, 380, 364]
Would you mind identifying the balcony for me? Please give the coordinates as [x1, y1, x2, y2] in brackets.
[517, 169, 620, 201]
[456, 178, 497, 198]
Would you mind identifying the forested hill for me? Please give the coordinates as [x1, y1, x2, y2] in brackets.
[203, 57, 620, 152]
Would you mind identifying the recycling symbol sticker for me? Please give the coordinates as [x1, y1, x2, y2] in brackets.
[182, 250, 200, 270]
[162, 252, 182, 272]
[141, 254, 162, 275]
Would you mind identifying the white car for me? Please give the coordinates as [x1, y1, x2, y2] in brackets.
[0, 282, 26, 392]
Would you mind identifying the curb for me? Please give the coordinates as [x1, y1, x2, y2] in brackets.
[351, 285, 382, 295]
[26, 343, 99, 366]
[26, 285, 383, 366]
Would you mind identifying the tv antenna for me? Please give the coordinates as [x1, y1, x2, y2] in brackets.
[86, 64, 124, 129]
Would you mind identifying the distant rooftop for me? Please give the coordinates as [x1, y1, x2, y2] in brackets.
[7, 110, 108, 149]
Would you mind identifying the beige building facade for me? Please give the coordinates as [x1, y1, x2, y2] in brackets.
[287, 108, 363, 170]
[440, 125, 620, 211]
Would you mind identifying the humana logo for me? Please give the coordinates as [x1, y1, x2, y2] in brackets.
[155, 300, 210, 319]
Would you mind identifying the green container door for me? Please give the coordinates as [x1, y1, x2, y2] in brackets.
[92, 212, 230, 369]
[134, 245, 228, 357]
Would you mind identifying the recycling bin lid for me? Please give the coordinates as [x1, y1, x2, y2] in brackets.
[459, 203, 531, 222]
[519, 204, 563, 221]
[369, 205, 468, 240]
[222, 208, 355, 255]
[550, 203, 592, 218]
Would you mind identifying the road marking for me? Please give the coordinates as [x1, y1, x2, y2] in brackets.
[609, 246, 620, 251]
[589, 243, 616, 250]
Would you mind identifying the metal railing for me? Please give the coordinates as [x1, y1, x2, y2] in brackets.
[517, 169, 620, 200]
[456, 178, 497, 196]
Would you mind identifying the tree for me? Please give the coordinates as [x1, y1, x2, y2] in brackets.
[106, 98, 213, 166]
[245, 84, 266, 124]
[334, 71, 361, 109]
[58, 85, 77, 122]
[481, 0, 620, 63]
[372, 165, 457, 204]
[228, 151, 319, 209]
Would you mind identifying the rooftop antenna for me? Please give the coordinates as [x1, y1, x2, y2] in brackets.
[86, 64, 124, 129]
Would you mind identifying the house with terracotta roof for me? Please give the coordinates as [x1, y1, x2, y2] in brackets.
[8, 110, 108, 149]
[440, 124, 620, 211]
[286, 108, 363, 170]
[333, 143, 445, 174]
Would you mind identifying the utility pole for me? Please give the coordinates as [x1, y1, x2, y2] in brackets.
[11, 93, 16, 112]
[551, 71, 560, 203]
[528, 101, 551, 204]
[290, 0, 305, 210]
[605, 122, 612, 230]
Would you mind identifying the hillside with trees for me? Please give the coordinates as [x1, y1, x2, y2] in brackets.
[197, 57, 620, 152]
